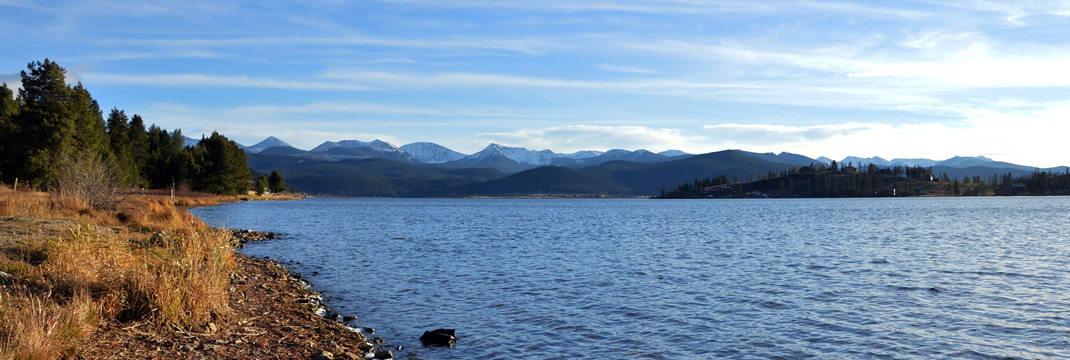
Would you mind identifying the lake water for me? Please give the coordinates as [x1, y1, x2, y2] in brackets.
[191, 197, 1070, 359]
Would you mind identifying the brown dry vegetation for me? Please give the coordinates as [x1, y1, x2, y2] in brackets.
[0, 185, 317, 359]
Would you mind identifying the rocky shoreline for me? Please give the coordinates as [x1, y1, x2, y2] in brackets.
[83, 251, 399, 359]
[233, 229, 404, 359]
[73, 227, 402, 360]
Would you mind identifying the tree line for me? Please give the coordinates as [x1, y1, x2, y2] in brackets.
[660, 162, 1070, 198]
[0, 59, 283, 197]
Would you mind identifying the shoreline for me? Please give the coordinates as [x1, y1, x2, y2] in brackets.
[80, 253, 380, 359]
[0, 187, 397, 359]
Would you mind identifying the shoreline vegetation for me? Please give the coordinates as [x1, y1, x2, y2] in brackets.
[656, 163, 1070, 199]
[0, 185, 395, 359]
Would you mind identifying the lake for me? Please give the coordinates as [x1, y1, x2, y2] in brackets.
[191, 197, 1070, 359]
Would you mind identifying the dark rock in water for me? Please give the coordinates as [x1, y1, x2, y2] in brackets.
[230, 229, 281, 248]
[372, 337, 385, 345]
[357, 342, 375, 352]
[928, 287, 941, 293]
[419, 328, 456, 347]
[363, 327, 375, 334]
[373, 350, 394, 359]
[342, 315, 358, 322]
[323, 311, 341, 321]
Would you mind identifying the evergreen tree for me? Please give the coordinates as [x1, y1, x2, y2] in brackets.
[14, 59, 75, 186]
[268, 170, 287, 193]
[105, 108, 139, 185]
[128, 114, 149, 186]
[68, 83, 109, 160]
[0, 83, 19, 180]
[144, 125, 188, 189]
[186, 132, 251, 195]
[255, 175, 268, 195]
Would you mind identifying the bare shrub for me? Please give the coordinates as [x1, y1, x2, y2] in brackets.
[53, 154, 121, 210]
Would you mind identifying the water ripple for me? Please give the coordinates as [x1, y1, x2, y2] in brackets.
[192, 197, 1070, 360]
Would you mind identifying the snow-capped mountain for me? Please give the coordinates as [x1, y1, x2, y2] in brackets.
[586, 149, 661, 163]
[400, 142, 467, 164]
[311, 139, 406, 154]
[658, 150, 691, 158]
[842, 156, 891, 167]
[462, 144, 557, 166]
[557, 150, 605, 159]
[183, 136, 203, 147]
[938, 156, 995, 168]
[837, 155, 1023, 169]
[243, 136, 291, 154]
[885, 158, 937, 167]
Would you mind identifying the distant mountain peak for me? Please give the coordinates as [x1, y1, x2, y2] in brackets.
[401, 142, 466, 164]
[244, 136, 292, 154]
[312, 139, 405, 153]
[658, 150, 691, 157]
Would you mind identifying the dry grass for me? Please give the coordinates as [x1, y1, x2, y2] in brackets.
[0, 184, 241, 359]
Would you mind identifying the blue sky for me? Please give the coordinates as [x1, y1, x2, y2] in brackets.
[2, 0, 1070, 167]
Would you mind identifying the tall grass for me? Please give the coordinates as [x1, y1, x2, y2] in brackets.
[0, 185, 237, 358]
[0, 292, 99, 360]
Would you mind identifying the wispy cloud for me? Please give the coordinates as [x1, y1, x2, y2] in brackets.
[99, 35, 559, 56]
[81, 73, 372, 91]
[703, 123, 881, 144]
[371, 0, 930, 18]
[478, 125, 708, 153]
[0, 72, 19, 87]
[222, 101, 554, 119]
[597, 64, 658, 74]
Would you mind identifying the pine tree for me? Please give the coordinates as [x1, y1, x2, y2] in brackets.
[106, 108, 139, 185]
[14, 59, 76, 186]
[0, 83, 19, 180]
[128, 114, 149, 186]
[144, 125, 188, 189]
[186, 132, 251, 195]
[255, 175, 268, 195]
[268, 170, 287, 193]
[68, 83, 109, 160]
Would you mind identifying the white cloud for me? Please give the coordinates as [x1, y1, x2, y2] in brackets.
[597, 64, 659, 74]
[81, 73, 372, 91]
[136, 103, 405, 150]
[222, 101, 550, 119]
[370, 0, 929, 18]
[101, 35, 558, 56]
[700, 115, 1070, 168]
[0, 73, 19, 88]
[478, 125, 709, 153]
[703, 123, 882, 144]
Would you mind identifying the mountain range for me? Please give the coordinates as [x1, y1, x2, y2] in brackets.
[236, 136, 1067, 197]
[240, 137, 693, 173]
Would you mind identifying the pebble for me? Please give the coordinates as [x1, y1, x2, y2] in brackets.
[312, 349, 334, 360]
[195, 343, 221, 352]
